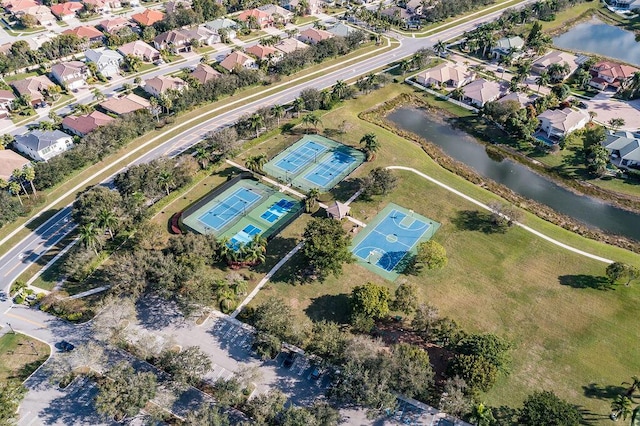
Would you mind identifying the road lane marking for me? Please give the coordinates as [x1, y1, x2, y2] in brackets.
[5, 312, 47, 328]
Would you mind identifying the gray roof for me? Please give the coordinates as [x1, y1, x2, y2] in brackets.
[205, 18, 237, 30]
[620, 140, 640, 162]
[604, 134, 636, 151]
[327, 22, 356, 37]
[85, 48, 123, 65]
[494, 36, 525, 51]
[15, 130, 72, 152]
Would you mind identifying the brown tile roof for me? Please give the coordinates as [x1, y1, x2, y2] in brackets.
[0, 150, 31, 181]
[11, 75, 56, 101]
[219, 51, 254, 71]
[100, 93, 150, 115]
[191, 63, 220, 84]
[299, 28, 333, 43]
[62, 110, 114, 135]
[246, 44, 279, 60]
[63, 25, 103, 39]
[131, 8, 164, 26]
[50, 1, 83, 16]
[99, 16, 131, 33]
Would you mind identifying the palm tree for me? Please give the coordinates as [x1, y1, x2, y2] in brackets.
[451, 87, 465, 101]
[233, 279, 248, 296]
[434, 40, 447, 56]
[159, 94, 173, 114]
[92, 89, 105, 102]
[78, 223, 101, 254]
[360, 133, 380, 161]
[632, 406, 640, 426]
[22, 164, 36, 195]
[194, 146, 210, 169]
[11, 169, 29, 199]
[149, 97, 160, 122]
[399, 58, 413, 75]
[47, 85, 61, 102]
[245, 154, 267, 173]
[8, 181, 22, 206]
[332, 80, 348, 100]
[218, 236, 233, 261]
[611, 395, 633, 421]
[623, 376, 640, 398]
[588, 111, 597, 123]
[157, 171, 174, 196]
[244, 234, 267, 264]
[535, 71, 550, 93]
[609, 118, 625, 132]
[305, 188, 320, 212]
[469, 403, 495, 426]
[308, 113, 322, 132]
[218, 285, 237, 313]
[272, 104, 285, 125]
[124, 54, 141, 72]
[48, 110, 62, 125]
[97, 209, 117, 240]
[249, 113, 264, 139]
[293, 97, 305, 118]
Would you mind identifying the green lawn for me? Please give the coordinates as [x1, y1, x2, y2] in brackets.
[0, 333, 50, 382]
[244, 84, 640, 419]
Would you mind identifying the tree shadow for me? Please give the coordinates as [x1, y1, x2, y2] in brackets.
[583, 382, 628, 400]
[253, 236, 300, 275]
[452, 210, 505, 234]
[304, 293, 351, 324]
[396, 253, 420, 276]
[329, 177, 361, 203]
[136, 294, 186, 331]
[558, 275, 614, 291]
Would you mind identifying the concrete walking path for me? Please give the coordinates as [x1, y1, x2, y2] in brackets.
[386, 166, 614, 264]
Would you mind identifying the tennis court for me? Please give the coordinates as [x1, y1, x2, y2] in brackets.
[262, 135, 365, 192]
[181, 177, 303, 246]
[198, 187, 262, 231]
[351, 203, 440, 281]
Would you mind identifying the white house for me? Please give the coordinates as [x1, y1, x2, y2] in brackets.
[143, 75, 186, 97]
[603, 131, 640, 168]
[204, 18, 237, 39]
[85, 48, 123, 79]
[50, 61, 90, 90]
[461, 78, 503, 107]
[118, 40, 161, 62]
[491, 36, 525, 59]
[219, 51, 256, 72]
[0, 89, 15, 117]
[14, 130, 74, 162]
[537, 108, 589, 138]
[415, 62, 475, 88]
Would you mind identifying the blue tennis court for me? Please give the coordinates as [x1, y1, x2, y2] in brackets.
[260, 199, 296, 223]
[230, 224, 262, 248]
[352, 209, 431, 272]
[198, 188, 261, 231]
[274, 140, 328, 174]
[303, 151, 357, 187]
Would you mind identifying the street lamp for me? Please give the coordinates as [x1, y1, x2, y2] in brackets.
[242, 201, 248, 216]
[6, 322, 14, 334]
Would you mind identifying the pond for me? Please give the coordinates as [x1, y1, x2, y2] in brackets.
[387, 106, 640, 241]
[553, 18, 640, 66]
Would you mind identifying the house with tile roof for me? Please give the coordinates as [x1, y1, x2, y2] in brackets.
[603, 130, 640, 169]
[205, 18, 237, 38]
[118, 40, 160, 62]
[62, 110, 114, 137]
[461, 78, 503, 108]
[14, 130, 74, 162]
[257, 3, 293, 23]
[237, 8, 272, 28]
[497, 91, 535, 108]
[538, 108, 589, 138]
[0, 89, 15, 117]
[415, 62, 475, 89]
[100, 93, 151, 115]
[491, 36, 525, 59]
[298, 28, 333, 44]
[153, 29, 191, 52]
[589, 61, 640, 91]
[85, 48, 123, 79]
[50, 60, 90, 90]
[219, 51, 256, 72]
[11, 75, 56, 106]
[191, 63, 221, 84]
[63, 25, 104, 42]
[99, 16, 132, 33]
[532, 50, 578, 78]
[0, 150, 30, 181]
[19, 5, 56, 26]
[246, 44, 281, 62]
[2, 0, 37, 14]
[274, 38, 308, 54]
[50, 1, 83, 20]
[131, 8, 164, 26]
[184, 26, 219, 46]
[83, 0, 121, 13]
[143, 75, 186, 97]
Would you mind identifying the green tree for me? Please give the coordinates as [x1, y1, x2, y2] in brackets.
[244, 390, 287, 424]
[606, 262, 640, 286]
[390, 343, 434, 400]
[22, 164, 36, 195]
[585, 144, 609, 177]
[158, 346, 212, 386]
[519, 391, 582, 426]
[185, 404, 230, 425]
[350, 282, 390, 329]
[96, 209, 117, 240]
[609, 118, 625, 132]
[251, 296, 296, 342]
[359, 133, 380, 161]
[469, 402, 496, 426]
[123, 54, 141, 72]
[78, 222, 101, 254]
[157, 170, 174, 196]
[194, 146, 210, 169]
[0, 381, 26, 425]
[7, 181, 22, 206]
[272, 104, 285, 125]
[611, 395, 634, 421]
[293, 97, 306, 118]
[332, 79, 349, 99]
[360, 167, 397, 198]
[304, 187, 320, 213]
[245, 154, 267, 173]
[11, 169, 29, 200]
[535, 71, 550, 93]
[301, 217, 353, 281]
[392, 282, 419, 314]
[95, 362, 157, 423]
[447, 354, 498, 393]
[307, 320, 347, 362]
[415, 240, 447, 270]
[249, 112, 264, 139]
[455, 333, 512, 373]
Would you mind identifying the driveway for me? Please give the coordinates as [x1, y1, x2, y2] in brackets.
[587, 92, 640, 131]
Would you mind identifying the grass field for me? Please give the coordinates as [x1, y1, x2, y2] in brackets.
[0, 333, 50, 382]
[244, 83, 640, 420]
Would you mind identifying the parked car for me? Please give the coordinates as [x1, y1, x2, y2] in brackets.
[310, 367, 322, 380]
[578, 101, 588, 109]
[58, 341, 75, 352]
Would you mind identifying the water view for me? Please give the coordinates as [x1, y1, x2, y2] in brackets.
[387, 106, 640, 240]
[553, 18, 640, 66]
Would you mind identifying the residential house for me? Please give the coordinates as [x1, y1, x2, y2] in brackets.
[20, 5, 56, 26]
[2, 0, 38, 14]
[85, 48, 123, 79]
[415, 62, 475, 88]
[165, 0, 192, 13]
[281, 0, 321, 15]
[246, 44, 281, 62]
[0, 89, 15, 117]
[237, 8, 273, 29]
[191, 63, 221, 84]
[327, 22, 357, 37]
[537, 108, 588, 138]
[184, 26, 219, 46]
[0, 43, 12, 55]
[461, 78, 503, 107]
[219, 51, 256, 71]
[153, 29, 191, 52]
[491, 35, 525, 59]
[83, 0, 121, 13]
[603, 130, 640, 168]
[298, 27, 333, 44]
[497, 91, 534, 107]
[50, 61, 90, 91]
[99, 16, 132, 34]
[204, 18, 237, 39]
[257, 4, 293, 23]
[63, 26, 104, 43]
[100, 93, 151, 115]
[589, 60, 639, 91]
[26, 33, 55, 50]
[405, 0, 422, 14]
[50, 1, 83, 21]
[11, 75, 56, 106]
[532, 50, 578, 77]
[143, 75, 186, 97]
[0, 150, 30, 181]
[62, 110, 114, 137]
[380, 6, 416, 26]
[274, 38, 308, 54]
[118, 40, 160, 62]
[131, 8, 164, 26]
[610, 0, 640, 10]
[14, 130, 74, 162]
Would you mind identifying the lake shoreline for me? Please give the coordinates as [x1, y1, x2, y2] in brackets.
[359, 93, 640, 254]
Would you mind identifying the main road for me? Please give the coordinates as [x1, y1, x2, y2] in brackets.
[0, 2, 531, 317]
